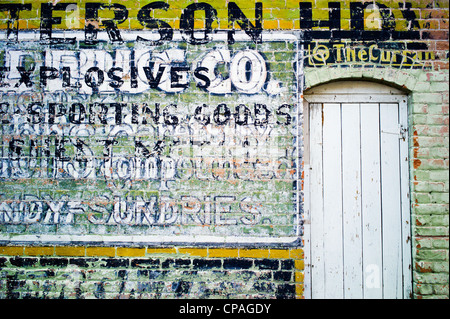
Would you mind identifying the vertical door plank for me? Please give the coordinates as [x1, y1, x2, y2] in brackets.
[360, 103, 383, 299]
[302, 102, 312, 300]
[309, 103, 325, 299]
[399, 99, 412, 298]
[322, 103, 344, 298]
[380, 103, 403, 298]
[341, 103, 363, 298]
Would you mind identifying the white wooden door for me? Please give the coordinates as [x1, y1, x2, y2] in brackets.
[303, 82, 412, 299]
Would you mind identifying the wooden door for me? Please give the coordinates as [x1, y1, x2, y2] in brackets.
[303, 82, 412, 299]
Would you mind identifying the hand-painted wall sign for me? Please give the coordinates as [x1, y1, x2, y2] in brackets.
[305, 42, 435, 68]
[0, 32, 302, 247]
[0, 1, 435, 44]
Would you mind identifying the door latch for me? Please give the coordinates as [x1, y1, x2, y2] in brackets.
[399, 124, 408, 141]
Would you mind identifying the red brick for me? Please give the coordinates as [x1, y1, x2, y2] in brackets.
[422, 30, 449, 40]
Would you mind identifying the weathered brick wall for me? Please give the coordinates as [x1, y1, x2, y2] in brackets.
[0, 246, 303, 299]
[0, 0, 448, 299]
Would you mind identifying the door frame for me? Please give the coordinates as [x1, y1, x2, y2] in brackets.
[302, 81, 412, 299]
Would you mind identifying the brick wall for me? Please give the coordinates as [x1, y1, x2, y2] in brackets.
[0, 246, 303, 299]
[0, 0, 448, 299]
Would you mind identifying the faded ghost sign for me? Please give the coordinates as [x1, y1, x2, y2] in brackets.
[0, 30, 302, 246]
[0, 0, 438, 247]
[1, 47, 271, 95]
